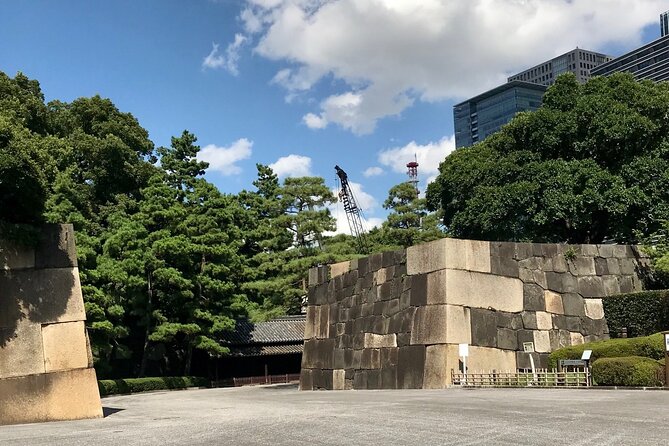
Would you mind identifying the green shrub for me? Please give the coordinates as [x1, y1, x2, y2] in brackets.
[98, 376, 209, 396]
[592, 356, 663, 387]
[603, 290, 669, 338]
[548, 333, 665, 368]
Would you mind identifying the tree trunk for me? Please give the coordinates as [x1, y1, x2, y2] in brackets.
[138, 271, 153, 377]
[184, 342, 193, 376]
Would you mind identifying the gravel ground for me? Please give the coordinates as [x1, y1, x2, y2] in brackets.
[1, 385, 668, 445]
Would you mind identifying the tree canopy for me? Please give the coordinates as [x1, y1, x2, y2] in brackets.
[426, 73, 669, 244]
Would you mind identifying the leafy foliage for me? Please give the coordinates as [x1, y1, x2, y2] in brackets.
[592, 356, 664, 387]
[427, 73, 669, 244]
[98, 376, 209, 396]
[603, 290, 669, 338]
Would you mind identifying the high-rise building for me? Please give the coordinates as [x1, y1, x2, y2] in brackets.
[508, 48, 612, 85]
[661, 11, 669, 37]
[453, 81, 546, 148]
[591, 33, 669, 82]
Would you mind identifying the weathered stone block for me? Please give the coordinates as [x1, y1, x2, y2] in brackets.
[0, 239, 35, 270]
[466, 346, 517, 372]
[397, 345, 425, 389]
[357, 257, 369, 277]
[332, 369, 345, 390]
[423, 344, 458, 388]
[42, 321, 89, 373]
[0, 322, 46, 378]
[552, 255, 568, 273]
[0, 267, 85, 326]
[612, 245, 633, 259]
[545, 272, 577, 293]
[383, 298, 400, 317]
[569, 257, 595, 276]
[304, 306, 319, 339]
[594, 257, 609, 275]
[562, 293, 585, 317]
[0, 368, 102, 425]
[533, 330, 551, 353]
[35, 224, 77, 269]
[521, 312, 537, 330]
[445, 270, 524, 312]
[364, 333, 397, 348]
[308, 267, 320, 287]
[602, 276, 621, 296]
[397, 332, 411, 347]
[496, 312, 523, 330]
[426, 269, 447, 305]
[535, 312, 552, 330]
[470, 308, 496, 347]
[517, 329, 535, 347]
[516, 352, 549, 369]
[317, 304, 330, 338]
[544, 290, 564, 314]
[496, 328, 518, 350]
[570, 332, 584, 345]
[411, 304, 471, 345]
[578, 276, 605, 298]
[361, 348, 381, 369]
[566, 316, 582, 332]
[584, 299, 604, 320]
[368, 253, 383, 272]
[552, 314, 566, 330]
[367, 370, 381, 389]
[406, 238, 491, 275]
[619, 258, 636, 275]
[381, 347, 399, 368]
[523, 283, 545, 311]
[380, 367, 397, 389]
[410, 274, 427, 306]
[353, 371, 367, 389]
[334, 349, 345, 369]
[490, 256, 519, 278]
[299, 369, 314, 390]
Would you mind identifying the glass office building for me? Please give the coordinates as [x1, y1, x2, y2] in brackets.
[454, 81, 546, 148]
[508, 48, 612, 86]
[591, 33, 669, 82]
[662, 11, 669, 37]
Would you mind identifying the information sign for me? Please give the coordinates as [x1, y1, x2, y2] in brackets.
[459, 343, 469, 357]
[523, 342, 535, 353]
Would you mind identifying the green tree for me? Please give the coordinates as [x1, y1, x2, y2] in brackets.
[382, 182, 443, 247]
[427, 73, 669, 244]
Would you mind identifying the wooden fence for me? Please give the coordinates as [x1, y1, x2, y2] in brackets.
[232, 373, 301, 387]
[451, 369, 590, 387]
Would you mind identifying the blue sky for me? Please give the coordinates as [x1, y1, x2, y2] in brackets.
[1, 0, 667, 232]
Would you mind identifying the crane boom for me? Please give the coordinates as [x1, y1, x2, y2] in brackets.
[335, 165, 369, 254]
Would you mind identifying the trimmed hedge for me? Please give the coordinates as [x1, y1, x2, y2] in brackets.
[603, 290, 669, 338]
[548, 333, 665, 368]
[592, 356, 664, 387]
[98, 376, 209, 396]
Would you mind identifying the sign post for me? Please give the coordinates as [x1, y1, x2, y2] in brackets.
[459, 343, 469, 386]
[663, 331, 669, 388]
[523, 342, 536, 384]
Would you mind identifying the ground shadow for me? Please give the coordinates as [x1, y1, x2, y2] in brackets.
[103, 407, 125, 418]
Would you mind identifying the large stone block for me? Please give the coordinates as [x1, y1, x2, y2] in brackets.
[496, 312, 523, 330]
[470, 308, 496, 347]
[380, 347, 399, 368]
[583, 299, 604, 320]
[426, 269, 448, 305]
[466, 346, 517, 373]
[397, 345, 425, 389]
[444, 270, 524, 312]
[304, 306, 319, 339]
[410, 274, 427, 306]
[545, 272, 578, 293]
[35, 224, 77, 269]
[562, 294, 585, 317]
[568, 257, 595, 276]
[0, 368, 102, 425]
[496, 328, 518, 350]
[0, 321, 46, 378]
[523, 283, 545, 311]
[332, 369, 345, 390]
[544, 290, 564, 314]
[299, 369, 314, 390]
[516, 352, 549, 370]
[364, 333, 397, 348]
[42, 321, 89, 373]
[578, 276, 605, 298]
[490, 256, 520, 278]
[0, 267, 86, 326]
[0, 239, 35, 270]
[406, 238, 491, 275]
[423, 344, 459, 389]
[361, 348, 381, 369]
[535, 312, 553, 330]
[380, 367, 397, 389]
[411, 304, 471, 345]
[533, 330, 551, 353]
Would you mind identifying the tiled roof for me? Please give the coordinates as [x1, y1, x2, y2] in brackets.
[228, 344, 303, 357]
[222, 315, 306, 345]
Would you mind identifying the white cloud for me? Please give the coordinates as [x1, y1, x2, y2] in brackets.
[198, 138, 253, 175]
[378, 135, 456, 185]
[202, 34, 248, 75]
[302, 112, 328, 129]
[269, 154, 312, 177]
[363, 166, 383, 177]
[242, 0, 666, 133]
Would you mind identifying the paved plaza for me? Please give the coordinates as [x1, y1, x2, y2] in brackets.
[1, 385, 668, 445]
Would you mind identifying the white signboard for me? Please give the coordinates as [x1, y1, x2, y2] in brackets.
[523, 342, 535, 353]
[665, 333, 669, 352]
[581, 350, 592, 361]
[459, 343, 469, 357]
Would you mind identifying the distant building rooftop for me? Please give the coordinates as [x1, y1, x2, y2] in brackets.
[221, 315, 305, 357]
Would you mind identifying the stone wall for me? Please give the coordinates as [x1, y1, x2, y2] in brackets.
[300, 238, 647, 390]
[0, 224, 102, 425]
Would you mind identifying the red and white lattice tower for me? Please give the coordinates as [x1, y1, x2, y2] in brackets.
[406, 156, 419, 199]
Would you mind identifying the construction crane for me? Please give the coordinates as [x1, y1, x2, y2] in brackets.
[334, 165, 369, 254]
